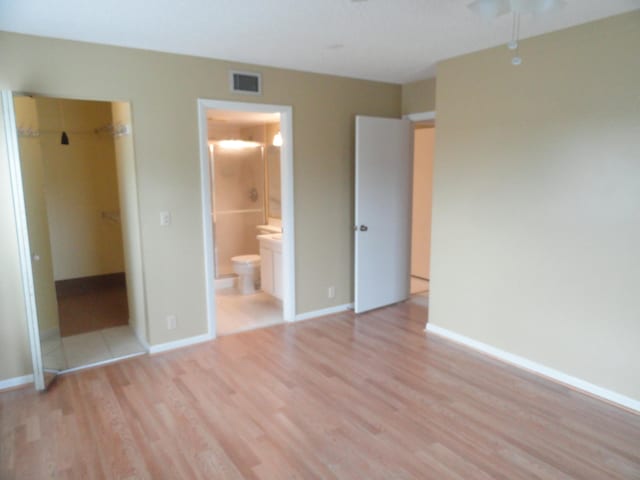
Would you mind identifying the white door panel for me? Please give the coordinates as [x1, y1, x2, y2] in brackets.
[354, 116, 412, 313]
[2, 91, 63, 390]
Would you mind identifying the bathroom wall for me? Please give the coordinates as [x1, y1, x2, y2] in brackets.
[265, 122, 282, 222]
[35, 98, 125, 281]
[239, 124, 267, 143]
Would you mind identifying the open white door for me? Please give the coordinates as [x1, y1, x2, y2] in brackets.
[354, 116, 412, 313]
[3, 91, 63, 390]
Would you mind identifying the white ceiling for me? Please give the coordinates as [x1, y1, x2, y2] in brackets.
[0, 0, 637, 83]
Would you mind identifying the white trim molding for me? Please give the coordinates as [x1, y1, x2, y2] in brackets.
[148, 333, 214, 355]
[0, 374, 34, 391]
[133, 329, 151, 352]
[403, 111, 435, 122]
[426, 323, 640, 413]
[294, 303, 353, 322]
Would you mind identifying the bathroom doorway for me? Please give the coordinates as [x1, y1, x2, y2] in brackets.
[197, 100, 295, 337]
[8, 94, 146, 384]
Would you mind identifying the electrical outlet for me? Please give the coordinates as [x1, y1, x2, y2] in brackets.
[328, 286, 336, 299]
[167, 315, 177, 330]
[160, 211, 171, 226]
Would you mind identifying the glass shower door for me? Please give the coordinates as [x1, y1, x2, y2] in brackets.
[211, 143, 265, 278]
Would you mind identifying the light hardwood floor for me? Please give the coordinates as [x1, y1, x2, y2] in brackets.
[1, 301, 639, 479]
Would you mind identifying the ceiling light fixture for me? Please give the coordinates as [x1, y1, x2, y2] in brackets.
[468, 0, 567, 66]
[215, 139, 261, 150]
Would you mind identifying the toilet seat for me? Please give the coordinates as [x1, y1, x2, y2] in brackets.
[231, 254, 260, 265]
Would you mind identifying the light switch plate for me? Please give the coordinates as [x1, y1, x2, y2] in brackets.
[160, 211, 171, 226]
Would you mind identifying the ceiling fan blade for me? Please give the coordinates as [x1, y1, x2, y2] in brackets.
[510, 0, 567, 14]
[468, 0, 511, 19]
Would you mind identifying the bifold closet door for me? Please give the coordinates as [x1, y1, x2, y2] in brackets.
[2, 91, 63, 390]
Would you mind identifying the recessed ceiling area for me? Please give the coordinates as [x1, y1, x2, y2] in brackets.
[0, 0, 637, 83]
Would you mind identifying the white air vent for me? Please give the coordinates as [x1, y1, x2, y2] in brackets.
[230, 70, 262, 95]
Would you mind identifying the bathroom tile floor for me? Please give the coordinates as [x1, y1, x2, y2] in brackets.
[215, 287, 284, 336]
[43, 326, 146, 371]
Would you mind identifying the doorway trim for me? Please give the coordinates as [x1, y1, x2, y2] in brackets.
[403, 111, 435, 123]
[3, 91, 149, 388]
[196, 99, 296, 336]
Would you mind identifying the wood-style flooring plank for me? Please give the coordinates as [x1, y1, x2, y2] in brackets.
[1, 301, 639, 479]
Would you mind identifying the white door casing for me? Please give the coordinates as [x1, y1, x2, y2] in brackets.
[197, 99, 295, 332]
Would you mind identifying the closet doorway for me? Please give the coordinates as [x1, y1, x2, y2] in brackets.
[6, 93, 147, 387]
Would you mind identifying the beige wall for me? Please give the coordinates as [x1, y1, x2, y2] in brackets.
[401, 77, 436, 115]
[411, 127, 434, 279]
[430, 12, 640, 400]
[35, 98, 125, 281]
[112, 101, 146, 343]
[0, 31, 400, 380]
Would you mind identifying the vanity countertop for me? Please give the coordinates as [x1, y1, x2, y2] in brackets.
[257, 233, 282, 251]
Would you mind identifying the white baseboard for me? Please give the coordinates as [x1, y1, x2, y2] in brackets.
[425, 323, 640, 413]
[133, 328, 150, 352]
[148, 332, 215, 354]
[0, 374, 34, 391]
[294, 303, 353, 322]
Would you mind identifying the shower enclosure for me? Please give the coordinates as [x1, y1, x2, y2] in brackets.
[210, 143, 265, 278]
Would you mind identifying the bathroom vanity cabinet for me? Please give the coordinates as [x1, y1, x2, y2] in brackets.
[258, 234, 283, 300]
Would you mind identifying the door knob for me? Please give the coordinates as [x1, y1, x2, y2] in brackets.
[359, 225, 368, 232]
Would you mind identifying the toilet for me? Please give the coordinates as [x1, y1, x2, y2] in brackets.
[231, 254, 261, 295]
